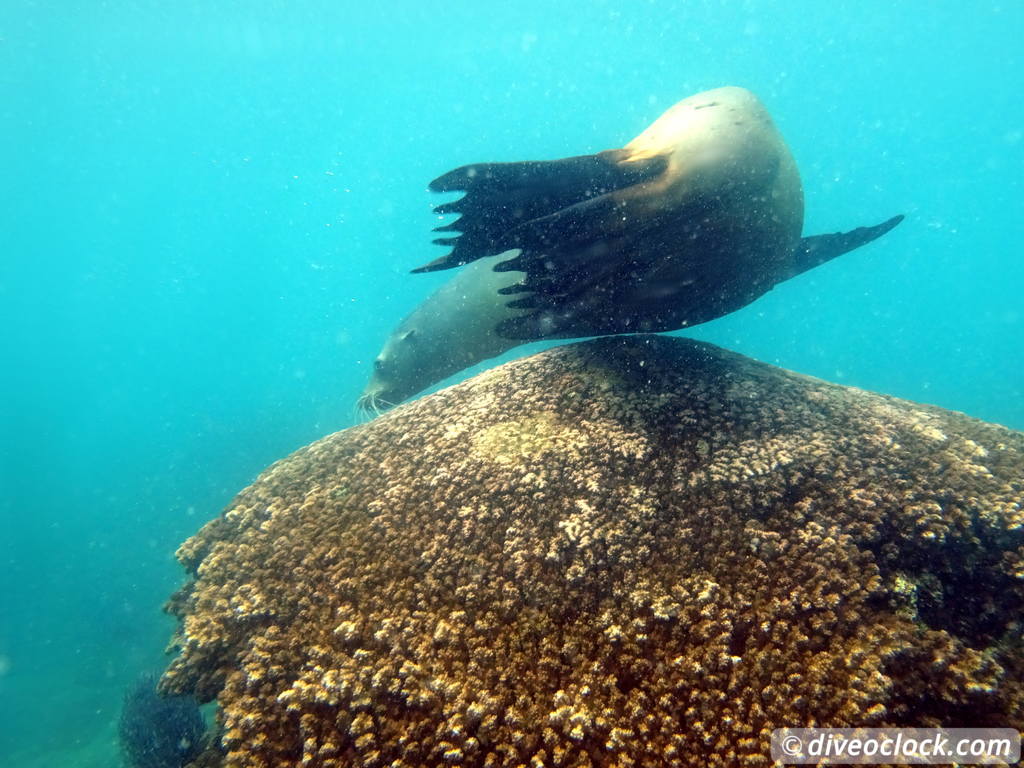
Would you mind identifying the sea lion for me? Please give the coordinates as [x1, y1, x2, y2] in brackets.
[358, 86, 902, 412]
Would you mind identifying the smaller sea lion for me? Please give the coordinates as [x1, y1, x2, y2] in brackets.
[359, 250, 528, 412]
[358, 86, 902, 412]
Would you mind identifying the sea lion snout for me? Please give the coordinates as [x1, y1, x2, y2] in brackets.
[357, 358, 400, 414]
[357, 329, 430, 413]
[357, 375, 405, 415]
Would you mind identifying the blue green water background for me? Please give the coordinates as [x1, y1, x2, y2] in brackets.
[1, 1, 1022, 765]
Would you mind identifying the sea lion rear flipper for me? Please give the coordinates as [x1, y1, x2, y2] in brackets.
[498, 214, 907, 341]
[789, 215, 904, 279]
[412, 150, 667, 273]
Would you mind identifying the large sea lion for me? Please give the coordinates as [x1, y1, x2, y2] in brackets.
[359, 86, 902, 412]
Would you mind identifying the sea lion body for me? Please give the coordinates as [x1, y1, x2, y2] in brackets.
[359, 86, 902, 411]
[620, 86, 803, 238]
[609, 87, 806, 327]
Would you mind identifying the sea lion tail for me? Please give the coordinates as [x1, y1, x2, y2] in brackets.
[788, 214, 904, 279]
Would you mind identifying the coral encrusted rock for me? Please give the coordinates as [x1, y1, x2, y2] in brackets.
[163, 335, 1024, 768]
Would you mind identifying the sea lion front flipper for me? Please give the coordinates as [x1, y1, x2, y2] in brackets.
[412, 150, 667, 273]
[492, 230, 680, 341]
[789, 215, 904, 279]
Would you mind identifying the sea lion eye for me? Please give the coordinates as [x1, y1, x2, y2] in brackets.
[374, 359, 385, 372]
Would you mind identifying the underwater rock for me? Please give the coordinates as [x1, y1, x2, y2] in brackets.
[119, 671, 205, 768]
[164, 335, 1024, 768]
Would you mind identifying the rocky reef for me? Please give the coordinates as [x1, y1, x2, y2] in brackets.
[163, 335, 1024, 767]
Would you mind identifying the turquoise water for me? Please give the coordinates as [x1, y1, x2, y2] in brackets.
[1, 2, 1021, 765]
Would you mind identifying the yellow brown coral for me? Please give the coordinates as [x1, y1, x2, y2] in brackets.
[163, 336, 1024, 768]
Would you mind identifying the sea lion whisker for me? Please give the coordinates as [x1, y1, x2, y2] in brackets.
[355, 394, 378, 422]
[353, 399, 375, 425]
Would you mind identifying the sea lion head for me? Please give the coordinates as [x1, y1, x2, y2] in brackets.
[358, 252, 528, 415]
[357, 323, 426, 415]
